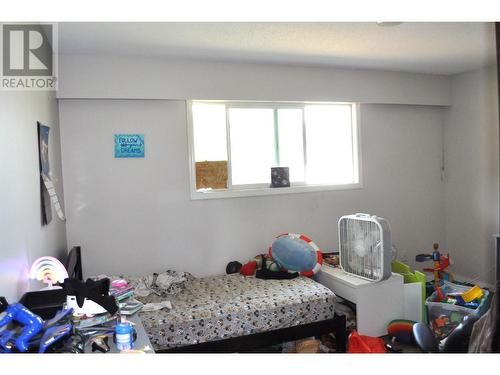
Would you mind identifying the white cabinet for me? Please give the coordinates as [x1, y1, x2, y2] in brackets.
[317, 265, 408, 337]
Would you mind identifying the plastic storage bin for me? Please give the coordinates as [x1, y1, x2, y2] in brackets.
[18, 289, 67, 319]
[425, 281, 490, 339]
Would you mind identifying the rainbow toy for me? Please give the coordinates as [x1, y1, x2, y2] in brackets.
[29, 256, 68, 289]
[387, 319, 417, 345]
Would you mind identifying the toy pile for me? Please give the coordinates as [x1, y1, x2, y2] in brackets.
[429, 314, 456, 339]
[0, 296, 74, 353]
[441, 284, 485, 309]
[415, 243, 489, 339]
[415, 242, 453, 302]
[415, 243, 490, 340]
[226, 233, 324, 279]
[426, 281, 489, 340]
[229, 254, 300, 280]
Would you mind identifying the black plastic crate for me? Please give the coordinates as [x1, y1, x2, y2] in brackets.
[18, 289, 67, 319]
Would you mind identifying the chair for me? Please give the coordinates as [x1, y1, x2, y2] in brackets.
[413, 315, 477, 353]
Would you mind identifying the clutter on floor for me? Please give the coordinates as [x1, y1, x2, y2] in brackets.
[385, 242, 493, 353]
[425, 281, 490, 340]
[348, 330, 387, 353]
[267, 335, 340, 353]
[334, 297, 357, 332]
[387, 319, 416, 345]
[295, 338, 321, 353]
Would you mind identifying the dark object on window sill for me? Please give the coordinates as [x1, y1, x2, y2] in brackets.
[270, 167, 290, 188]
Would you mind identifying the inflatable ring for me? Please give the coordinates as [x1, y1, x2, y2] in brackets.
[269, 233, 323, 277]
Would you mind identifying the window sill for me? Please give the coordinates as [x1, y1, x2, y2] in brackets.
[190, 182, 363, 200]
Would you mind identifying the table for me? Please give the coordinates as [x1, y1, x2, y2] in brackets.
[83, 313, 155, 353]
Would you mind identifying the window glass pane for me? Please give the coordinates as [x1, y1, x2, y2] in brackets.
[229, 108, 275, 185]
[305, 105, 355, 184]
[192, 103, 227, 162]
[192, 103, 228, 190]
[277, 108, 305, 182]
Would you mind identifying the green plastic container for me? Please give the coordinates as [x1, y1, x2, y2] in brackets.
[392, 260, 427, 321]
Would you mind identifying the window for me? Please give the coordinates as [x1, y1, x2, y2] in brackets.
[188, 101, 360, 199]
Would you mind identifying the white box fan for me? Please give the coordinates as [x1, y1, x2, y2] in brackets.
[338, 213, 392, 282]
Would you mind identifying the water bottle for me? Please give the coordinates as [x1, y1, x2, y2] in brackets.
[115, 322, 134, 351]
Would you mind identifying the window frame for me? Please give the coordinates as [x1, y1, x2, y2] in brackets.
[187, 100, 362, 200]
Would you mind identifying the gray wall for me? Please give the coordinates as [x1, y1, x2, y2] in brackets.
[57, 54, 450, 106]
[443, 66, 499, 286]
[59, 99, 445, 277]
[0, 91, 67, 301]
[57, 54, 500, 286]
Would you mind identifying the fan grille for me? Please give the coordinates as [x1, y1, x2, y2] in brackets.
[339, 218, 383, 280]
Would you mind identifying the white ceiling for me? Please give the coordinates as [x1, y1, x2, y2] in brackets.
[58, 22, 496, 75]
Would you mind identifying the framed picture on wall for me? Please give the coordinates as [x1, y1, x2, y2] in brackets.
[114, 134, 145, 158]
[37, 122, 52, 225]
[37, 121, 66, 224]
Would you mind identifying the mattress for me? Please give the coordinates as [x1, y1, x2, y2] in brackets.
[136, 273, 336, 351]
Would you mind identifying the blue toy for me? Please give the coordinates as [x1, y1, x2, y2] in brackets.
[0, 297, 73, 353]
[269, 233, 323, 277]
[0, 297, 43, 352]
[37, 323, 73, 353]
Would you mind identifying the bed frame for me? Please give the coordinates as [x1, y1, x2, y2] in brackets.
[158, 313, 347, 353]
[64, 246, 347, 353]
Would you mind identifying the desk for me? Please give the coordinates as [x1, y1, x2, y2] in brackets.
[84, 313, 155, 353]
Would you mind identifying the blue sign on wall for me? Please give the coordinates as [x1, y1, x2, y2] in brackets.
[114, 134, 145, 158]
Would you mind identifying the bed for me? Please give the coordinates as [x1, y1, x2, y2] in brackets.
[133, 273, 346, 353]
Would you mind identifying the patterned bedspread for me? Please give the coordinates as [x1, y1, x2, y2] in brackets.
[136, 273, 336, 351]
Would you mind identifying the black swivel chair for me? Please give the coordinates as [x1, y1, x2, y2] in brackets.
[413, 315, 477, 353]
